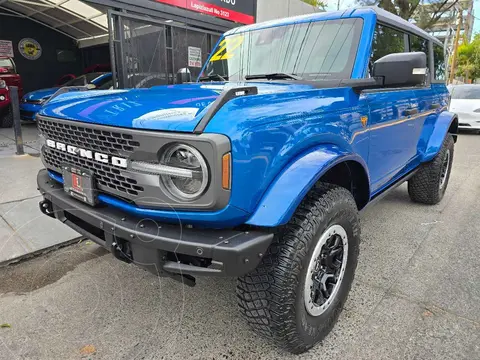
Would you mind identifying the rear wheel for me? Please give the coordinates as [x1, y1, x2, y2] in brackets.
[408, 134, 454, 205]
[0, 106, 13, 128]
[237, 184, 360, 354]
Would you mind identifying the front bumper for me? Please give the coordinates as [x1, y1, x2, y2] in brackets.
[455, 112, 480, 130]
[458, 123, 480, 130]
[37, 169, 273, 280]
[19, 103, 40, 121]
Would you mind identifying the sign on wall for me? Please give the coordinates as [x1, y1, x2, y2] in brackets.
[0, 40, 14, 57]
[18, 38, 42, 60]
[155, 0, 255, 24]
[188, 46, 202, 67]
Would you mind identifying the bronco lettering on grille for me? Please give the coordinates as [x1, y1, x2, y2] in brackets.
[46, 139, 128, 168]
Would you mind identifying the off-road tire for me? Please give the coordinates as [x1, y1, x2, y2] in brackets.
[0, 106, 13, 128]
[237, 183, 360, 354]
[408, 134, 454, 205]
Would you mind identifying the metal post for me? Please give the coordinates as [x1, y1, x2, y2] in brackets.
[107, 9, 118, 90]
[9, 86, 24, 156]
[448, 9, 462, 84]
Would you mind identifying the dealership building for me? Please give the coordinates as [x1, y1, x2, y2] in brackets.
[0, 0, 317, 92]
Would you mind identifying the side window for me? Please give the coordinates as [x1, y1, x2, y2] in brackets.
[369, 24, 406, 74]
[410, 34, 429, 60]
[409, 34, 429, 80]
[433, 44, 446, 81]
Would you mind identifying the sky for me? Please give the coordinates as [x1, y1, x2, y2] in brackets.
[324, 0, 479, 36]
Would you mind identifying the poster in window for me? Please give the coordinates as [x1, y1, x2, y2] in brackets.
[0, 40, 14, 57]
[188, 46, 202, 68]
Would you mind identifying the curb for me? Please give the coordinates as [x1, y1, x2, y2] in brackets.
[0, 236, 86, 267]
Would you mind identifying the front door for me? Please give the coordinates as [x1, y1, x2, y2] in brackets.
[364, 88, 418, 193]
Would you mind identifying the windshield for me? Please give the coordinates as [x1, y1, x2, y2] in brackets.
[203, 18, 363, 82]
[451, 86, 480, 99]
[0, 58, 14, 70]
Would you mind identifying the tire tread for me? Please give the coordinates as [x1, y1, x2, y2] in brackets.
[408, 134, 454, 204]
[0, 107, 13, 128]
[237, 183, 359, 353]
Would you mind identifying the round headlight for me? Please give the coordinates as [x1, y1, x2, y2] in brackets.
[160, 144, 209, 200]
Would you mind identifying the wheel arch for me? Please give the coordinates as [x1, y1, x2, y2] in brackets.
[321, 160, 370, 210]
[420, 111, 458, 163]
[448, 115, 458, 140]
[246, 145, 370, 227]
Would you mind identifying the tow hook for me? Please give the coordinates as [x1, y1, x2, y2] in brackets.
[111, 241, 133, 264]
[39, 200, 55, 218]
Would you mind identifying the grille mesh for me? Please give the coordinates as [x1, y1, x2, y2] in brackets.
[37, 117, 141, 156]
[38, 117, 144, 198]
[43, 150, 144, 196]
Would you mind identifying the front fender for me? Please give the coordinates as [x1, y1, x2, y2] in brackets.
[420, 111, 458, 163]
[246, 145, 369, 227]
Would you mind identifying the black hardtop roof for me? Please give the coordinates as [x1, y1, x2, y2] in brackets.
[362, 6, 443, 46]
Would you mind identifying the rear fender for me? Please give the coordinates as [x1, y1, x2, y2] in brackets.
[246, 145, 369, 227]
[420, 111, 458, 163]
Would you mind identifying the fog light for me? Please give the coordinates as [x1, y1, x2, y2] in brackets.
[0, 95, 5, 101]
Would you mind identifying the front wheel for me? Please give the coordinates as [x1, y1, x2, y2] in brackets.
[237, 184, 360, 354]
[0, 106, 13, 128]
[408, 134, 454, 205]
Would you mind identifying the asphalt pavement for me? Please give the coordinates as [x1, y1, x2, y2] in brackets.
[0, 133, 479, 360]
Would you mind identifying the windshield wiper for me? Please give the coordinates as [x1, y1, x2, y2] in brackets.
[199, 73, 227, 82]
[244, 73, 303, 81]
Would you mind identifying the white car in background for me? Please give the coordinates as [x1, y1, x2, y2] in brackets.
[448, 84, 480, 131]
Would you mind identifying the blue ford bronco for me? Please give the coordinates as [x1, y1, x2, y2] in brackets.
[37, 7, 457, 354]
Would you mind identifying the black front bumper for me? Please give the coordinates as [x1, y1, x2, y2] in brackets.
[37, 169, 273, 280]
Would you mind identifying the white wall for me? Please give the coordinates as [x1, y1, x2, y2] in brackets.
[256, 0, 319, 23]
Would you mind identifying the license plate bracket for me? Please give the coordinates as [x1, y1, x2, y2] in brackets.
[62, 165, 97, 206]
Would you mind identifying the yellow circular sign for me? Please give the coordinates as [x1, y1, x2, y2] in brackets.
[18, 38, 42, 60]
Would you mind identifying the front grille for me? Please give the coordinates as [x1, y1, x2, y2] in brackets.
[38, 117, 145, 199]
[24, 99, 43, 105]
[20, 110, 35, 119]
[43, 149, 144, 196]
[37, 117, 141, 157]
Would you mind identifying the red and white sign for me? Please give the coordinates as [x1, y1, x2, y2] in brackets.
[188, 46, 202, 67]
[0, 40, 14, 58]
[156, 0, 255, 24]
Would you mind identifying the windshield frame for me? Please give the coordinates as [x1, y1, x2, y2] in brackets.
[200, 18, 364, 83]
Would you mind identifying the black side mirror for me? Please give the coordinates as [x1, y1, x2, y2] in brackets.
[176, 68, 192, 84]
[373, 52, 427, 87]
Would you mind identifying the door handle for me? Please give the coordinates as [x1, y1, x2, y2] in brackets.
[403, 108, 418, 116]
[429, 103, 441, 109]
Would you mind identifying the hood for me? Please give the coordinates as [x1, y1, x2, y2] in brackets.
[24, 87, 59, 101]
[39, 82, 316, 132]
[449, 99, 480, 113]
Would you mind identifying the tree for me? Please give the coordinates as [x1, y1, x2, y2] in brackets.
[456, 34, 480, 82]
[356, 0, 459, 30]
[301, 0, 327, 10]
